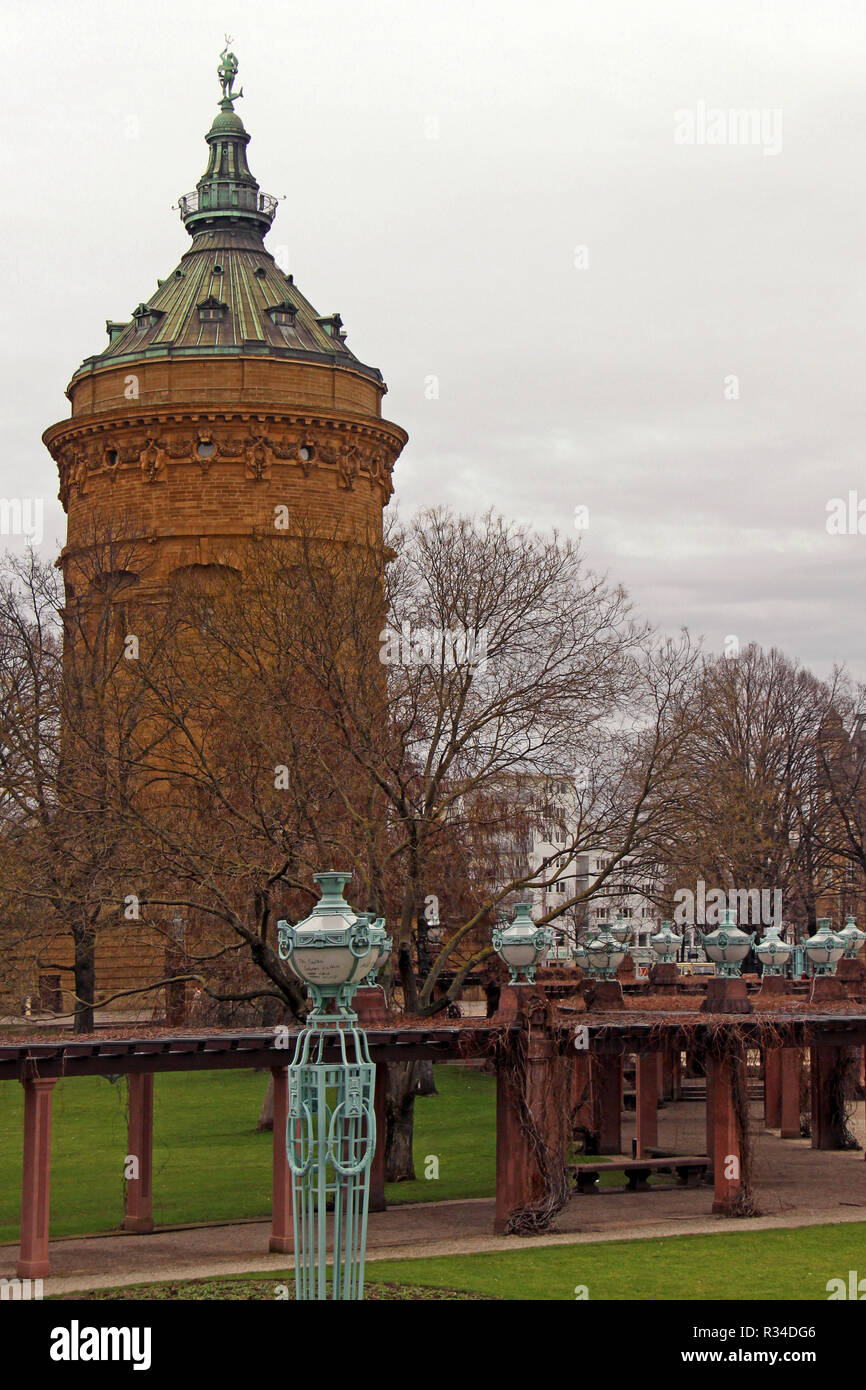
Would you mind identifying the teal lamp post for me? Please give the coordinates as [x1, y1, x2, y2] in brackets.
[610, 914, 632, 949]
[277, 872, 390, 1301]
[700, 909, 755, 977]
[492, 902, 553, 983]
[572, 940, 588, 971]
[355, 912, 393, 988]
[648, 920, 681, 984]
[803, 918, 844, 976]
[837, 914, 866, 985]
[649, 921, 681, 966]
[582, 924, 626, 980]
[839, 914, 866, 960]
[755, 922, 792, 977]
[699, 908, 755, 1014]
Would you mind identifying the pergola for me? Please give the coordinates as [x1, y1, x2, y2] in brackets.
[3, 990, 865, 1279]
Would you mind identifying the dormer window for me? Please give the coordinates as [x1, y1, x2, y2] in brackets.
[212, 264, 223, 275]
[131, 303, 164, 331]
[317, 312, 344, 339]
[197, 296, 228, 323]
[267, 300, 297, 328]
[106, 320, 129, 343]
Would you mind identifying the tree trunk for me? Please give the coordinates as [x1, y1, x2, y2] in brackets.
[385, 1060, 418, 1181]
[73, 927, 96, 1034]
[257, 1073, 275, 1131]
[414, 1060, 438, 1096]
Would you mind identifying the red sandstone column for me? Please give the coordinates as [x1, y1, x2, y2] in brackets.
[592, 1054, 623, 1154]
[269, 1066, 293, 1253]
[636, 1053, 659, 1156]
[763, 1048, 782, 1129]
[810, 1045, 833, 1149]
[660, 1046, 675, 1100]
[709, 1053, 744, 1215]
[18, 1077, 56, 1278]
[671, 1047, 682, 1100]
[123, 1073, 154, 1233]
[571, 1050, 590, 1109]
[494, 1053, 534, 1233]
[570, 1050, 592, 1145]
[780, 1048, 801, 1139]
[705, 1062, 714, 1165]
[809, 1044, 857, 1150]
[494, 1013, 561, 1233]
[369, 1063, 387, 1213]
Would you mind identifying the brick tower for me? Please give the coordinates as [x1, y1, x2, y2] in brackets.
[39, 48, 407, 1021]
[44, 46, 407, 601]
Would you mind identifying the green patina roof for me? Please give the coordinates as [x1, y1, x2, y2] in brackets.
[75, 228, 379, 381]
[72, 50, 384, 388]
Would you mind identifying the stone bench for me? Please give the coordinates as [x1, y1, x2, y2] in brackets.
[570, 1156, 709, 1193]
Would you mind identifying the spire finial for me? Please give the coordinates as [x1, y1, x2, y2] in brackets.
[217, 38, 243, 110]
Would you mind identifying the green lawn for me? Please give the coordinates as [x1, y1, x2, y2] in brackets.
[0, 1064, 495, 1243]
[364, 1224, 866, 1300]
[60, 1222, 866, 1301]
[384, 1064, 496, 1203]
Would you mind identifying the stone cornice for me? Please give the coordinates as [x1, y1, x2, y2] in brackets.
[49, 411, 405, 512]
[43, 406, 407, 455]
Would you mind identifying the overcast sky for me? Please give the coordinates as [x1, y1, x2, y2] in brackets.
[3, 0, 865, 676]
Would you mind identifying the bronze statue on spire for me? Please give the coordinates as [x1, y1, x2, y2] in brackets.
[218, 38, 243, 108]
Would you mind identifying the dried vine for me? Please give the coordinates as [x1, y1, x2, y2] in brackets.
[503, 1027, 572, 1235]
[823, 1048, 862, 1151]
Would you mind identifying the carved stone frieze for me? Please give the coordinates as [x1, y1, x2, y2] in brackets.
[141, 438, 166, 483]
[245, 433, 271, 481]
[50, 415, 399, 509]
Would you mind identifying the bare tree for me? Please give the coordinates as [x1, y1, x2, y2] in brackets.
[813, 682, 866, 921]
[656, 644, 839, 938]
[0, 531, 159, 1032]
[237, 509, 704, 1175]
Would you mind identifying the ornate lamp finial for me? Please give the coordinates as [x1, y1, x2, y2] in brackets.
[217, 38, 244, 110]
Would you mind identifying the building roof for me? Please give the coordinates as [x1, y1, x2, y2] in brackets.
[71, 52, 384, 388]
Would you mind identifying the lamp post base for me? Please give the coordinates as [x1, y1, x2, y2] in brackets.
[837, 959, 866, 993]
[701, 977, 753, 1014]
[354, 986, 388, 1024]
[809, 975, 846, 1003]
[648, 962, 680, 987]
[758, 974, 788, 995]
[583, 979, 625, 1010]
[494, 983, 548, 1021]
